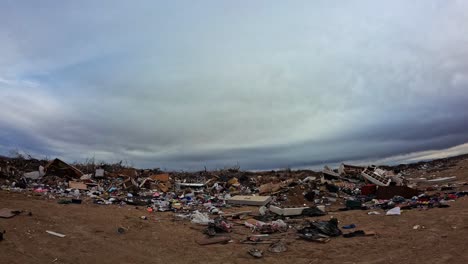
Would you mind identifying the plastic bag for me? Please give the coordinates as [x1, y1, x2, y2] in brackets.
[386, 207, 401, 216]
[299, 218, 342, 237]
[191, 210, 213, 225]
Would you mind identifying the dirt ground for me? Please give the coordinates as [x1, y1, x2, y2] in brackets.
[1, 166, 468, 264]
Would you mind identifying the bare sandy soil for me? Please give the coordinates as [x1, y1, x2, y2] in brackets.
[1, 162, 468, 264]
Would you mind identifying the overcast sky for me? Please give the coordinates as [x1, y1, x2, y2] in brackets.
[1, 0, 468, 170]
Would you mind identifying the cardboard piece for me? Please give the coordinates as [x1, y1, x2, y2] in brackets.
[158, 182, 170, 192]
[68, 181, 88, 190]
[149, 173, 170, 182]
[116, 168, 138, 178]
[259, 179, 294, 194]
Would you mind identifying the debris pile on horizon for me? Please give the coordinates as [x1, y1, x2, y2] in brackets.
[1, 154, 467, 257]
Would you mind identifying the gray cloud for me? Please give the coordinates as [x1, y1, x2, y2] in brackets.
[1, 0, 468, 170]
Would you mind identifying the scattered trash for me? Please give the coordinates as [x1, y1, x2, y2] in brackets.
[71, 199, 82, 204]
[95, 168, 105, 178]
[361, 166, 393, 186]
[343, 230, 365, 238]
[386, 207, 401, 216]
[227, 195, 272, 206]
[268, 240, 287, 253]
[342, 224, 356, 229]
[427, 176, 457, 183]
[191, 211, 212, 225]
[343, 230, 376, 238]
[316, 205, 326, 213]
[345, 200, 362, 210]
[244, 218, 288, 234]
[376, 186, 419, 199]
[44, 158, 83, 179]
[248, 248, 263, 258]
[117, 227, 126, 234]
[149, 173, 170, 182]
[298, 232, 331, 243]
[0, 208, 17, 218]
[298, 218, 341, 242]
[302, 207, 327, 217]
[46, 230, 66, 238]
[310, 218, 342, 237]
[68, 181, 88, 190]
[270, 205, 309, 216]
[23, 166, 45, 180]
[258, 206, 267, 216]
[204, 217, 232, 235]
[0, 154, 467, 252]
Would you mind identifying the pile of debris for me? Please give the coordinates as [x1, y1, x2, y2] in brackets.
[1, 155, 467, 257]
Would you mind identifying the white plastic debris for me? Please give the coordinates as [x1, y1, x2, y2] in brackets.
[244, 220, 265, 228]
[271, 219, 287, 230]
[317, 205, 326, 212]
[190, 211, 212, 225]
[46, 230, 66, 238]
[23, 166, 45, 180]
[80, 174, 92, 180]
[368, 211, 381, 215]
[302, 176, 317, 183]
[208, 206, 221, 215]
[24, 171, 42, 180]
[95, 168, 105, 178]
[386, 207, 401, 216]
[174, 214, 190, 220]
[259, 206, 267, 216]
